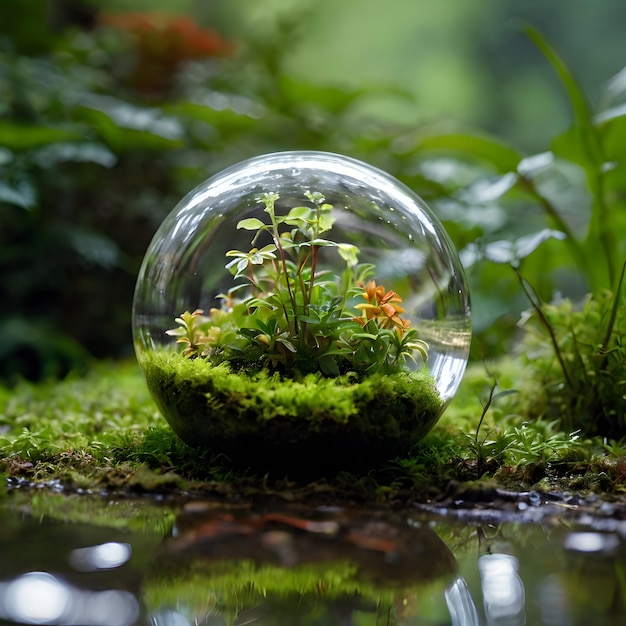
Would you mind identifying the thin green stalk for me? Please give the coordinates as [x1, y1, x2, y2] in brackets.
[475, 380, 496, 449]
[599, 261, 626, 370]
[308, 245, 319, 309]
[267, 203, 299, 335]
[592, 172, 616, 290]
[520, 175, 589, 282]
[513, 267, 575, 391]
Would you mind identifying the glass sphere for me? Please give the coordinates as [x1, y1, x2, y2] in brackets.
[133, 151, 471, 473]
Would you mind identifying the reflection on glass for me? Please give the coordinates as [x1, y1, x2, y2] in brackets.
[69, 542, 132, 571]
[478, 553, 526, 625]
[445, 576, 480, 626]
[0, 571, 140, 626]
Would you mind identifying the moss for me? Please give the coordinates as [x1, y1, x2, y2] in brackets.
[141, 350, 444, 475]
[3, 359, 626, 500]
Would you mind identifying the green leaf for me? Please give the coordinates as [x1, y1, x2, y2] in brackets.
[258, 243, 277, 255]
[66, 227, 122, 269]
[526, 25, 603, 169]
[337, 243, 359, 267]
[285, 206, 312, 222]
[318, 213, 336, 232]
[32, 142, 117, 168]
[0, 121, 81, 151]
[280, 75, 368, 115]
[481, 229, 567, 267]
[317, 354, 340, 377]
[244, 298, 274, 311]
[237, 217, 266, 231]
[303, 238, 336, 247]
[238, 328, 263, 339]
[166, 100, 260, 133]
[417, 133, 522, 173]
[492, 389, 519, 402]
[0, 180, 36, 209]
[277, 338, 297, 353]
[0, 148, 13, 166]
[76, 106, 183, 152]
[550, 126, 597, 170]
[353, 333, 378, 341]
[80, 96, 184, 139]
[458, 172, 518, 204]
[597, 110, 626, 163]
[524, 26, 593, 136]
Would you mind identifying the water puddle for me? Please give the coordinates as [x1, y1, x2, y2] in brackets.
[1, 488, 625, 625]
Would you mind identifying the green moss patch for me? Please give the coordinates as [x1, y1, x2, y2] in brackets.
[142, 350, 444, 475]
[2, 359, 626, 503]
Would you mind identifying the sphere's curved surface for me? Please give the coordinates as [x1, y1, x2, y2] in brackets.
[133, 151, 471, 468]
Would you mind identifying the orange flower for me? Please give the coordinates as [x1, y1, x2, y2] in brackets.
[354, 280, 411, 332]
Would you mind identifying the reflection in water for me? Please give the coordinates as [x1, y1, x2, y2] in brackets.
[0, 494, 626, 625]
[146, 507, 464, 625]
[537, 574, 571, 626]
[563, 531, 620, 555]
[0, 571, 139, 626]
[445, 576, 480, 626]
[3, 572, 71, 623]
[70, 542, 132, 572]
[478, 554, 526, 625]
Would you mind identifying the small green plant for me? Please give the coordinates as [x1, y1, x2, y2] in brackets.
[515, 283, 626, 438]
[452, 372, 517, 477]
[466, 228, 626, 438]
[166, 191, 428, 378]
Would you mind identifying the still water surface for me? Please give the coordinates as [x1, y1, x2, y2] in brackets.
[0, 488, 624, 625]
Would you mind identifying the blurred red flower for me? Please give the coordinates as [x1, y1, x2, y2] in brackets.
[100, 12, 234, 94]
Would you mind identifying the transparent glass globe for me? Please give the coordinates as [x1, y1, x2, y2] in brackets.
[132, 151, 471, 471]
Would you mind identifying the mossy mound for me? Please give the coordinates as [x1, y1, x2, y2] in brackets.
[141, 350, 444, 475]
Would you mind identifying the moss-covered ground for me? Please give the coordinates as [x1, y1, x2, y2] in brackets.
[1, 358, 626, 505]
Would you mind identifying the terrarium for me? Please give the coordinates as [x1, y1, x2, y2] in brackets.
[132, 151, 471, 473]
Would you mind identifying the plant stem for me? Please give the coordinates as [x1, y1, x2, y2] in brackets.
[513, 266, 575, 391]
[592, 172, 616, 290]
[599, 260, 626, 366]
[475, 379, 496, 448]
[266, 200, 299, 335]
[520, 175, 590, 284]
[308, 245, 319, 310]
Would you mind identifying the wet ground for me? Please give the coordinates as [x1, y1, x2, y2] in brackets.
[1, 482, 626, 625]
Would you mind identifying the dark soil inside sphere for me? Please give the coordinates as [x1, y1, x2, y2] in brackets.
[196, 421, 409, 478]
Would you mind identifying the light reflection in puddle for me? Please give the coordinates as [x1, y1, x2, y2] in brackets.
[563, 531, 620, 554]
[69, 542, 132, 572]
[3, 572, 71, 623]
[444, 576, 480, 625]
[478, 554, 525, 625]
[0, 571, 139, 626]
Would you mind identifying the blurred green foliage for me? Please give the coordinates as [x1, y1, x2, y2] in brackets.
[0, 2, 401, 380]
[2, 0, 626, 394]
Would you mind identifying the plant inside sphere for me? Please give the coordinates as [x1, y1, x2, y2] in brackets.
[132, 152, 471, 473]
